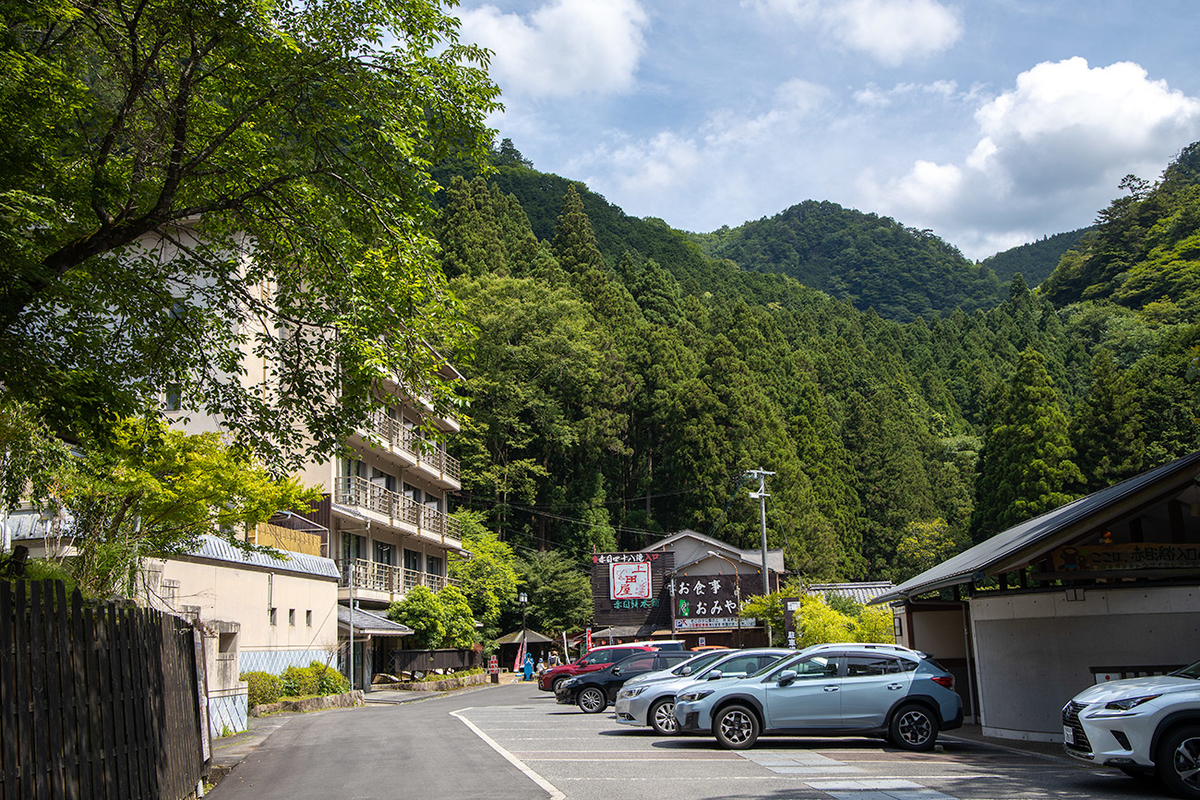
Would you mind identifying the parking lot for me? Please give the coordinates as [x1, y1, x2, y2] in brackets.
[452, 683, 1170, 800]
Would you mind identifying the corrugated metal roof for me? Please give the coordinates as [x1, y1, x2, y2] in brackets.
[808, 581, 895, 605]
[338, 605, 413, 636]
[189, 534, 340, 580]
[872, 451, 1200, 605]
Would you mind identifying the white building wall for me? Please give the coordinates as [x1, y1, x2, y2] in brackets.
[970, 586, 1200, 741]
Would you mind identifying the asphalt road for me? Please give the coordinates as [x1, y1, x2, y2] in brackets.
[206, 682, 1177, 800]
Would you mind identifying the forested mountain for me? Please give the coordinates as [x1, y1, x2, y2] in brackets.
[435, 144, 1200, 585]
[690, 201, 1004, 322]
[1042, 142, 1200, 320]
[980, 227, 1095, 287]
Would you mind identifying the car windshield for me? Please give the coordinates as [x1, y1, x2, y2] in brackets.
[1172, 660, 1200, 679]
[672, 651, 725, 675]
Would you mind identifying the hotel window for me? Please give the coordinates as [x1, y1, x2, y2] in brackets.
[269, 607, 277, 626]
[306, 610, 313, 627]
[288, 608, 296, 626]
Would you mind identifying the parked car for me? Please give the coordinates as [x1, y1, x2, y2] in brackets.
[1062, 659, 1200, 798]
[674, 643, 963, 751]
[616, 648, 793, 734]
[618, 650, 730, 691]
[537, 644, 657, 693]
[557, 651, 695, 713]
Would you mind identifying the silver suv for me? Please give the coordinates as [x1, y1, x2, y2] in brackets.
[1063, 659, 1200, 798]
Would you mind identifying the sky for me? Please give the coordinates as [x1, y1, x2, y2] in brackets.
[452, 0, 1200, 260]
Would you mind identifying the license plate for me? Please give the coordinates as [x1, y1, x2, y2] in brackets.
[1063, 725, 1075, 745]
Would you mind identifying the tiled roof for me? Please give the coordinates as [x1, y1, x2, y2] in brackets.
[338, 605, 413, 636]
[189, 534, 340, 580]
[807, 582, 896, 606]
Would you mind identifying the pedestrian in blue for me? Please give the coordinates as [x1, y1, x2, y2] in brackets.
[523, 652, 534, 681]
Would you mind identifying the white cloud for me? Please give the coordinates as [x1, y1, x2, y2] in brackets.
[458, 0, 649, 98]
[862, 58, 1200, 258]
[746, 0, 961, 65]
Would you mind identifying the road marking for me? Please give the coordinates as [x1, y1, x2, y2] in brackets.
[450, 708, 565, 800]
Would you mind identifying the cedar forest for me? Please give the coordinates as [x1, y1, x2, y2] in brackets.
[436, 140, 1200, 586]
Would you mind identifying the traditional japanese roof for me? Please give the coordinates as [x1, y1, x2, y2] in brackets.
[187, 534, 340, 580]
[641, 528, 785, 573]
[338, 605, 413, 637]
[495, 629, 556, 645]
[872, 451, 1200, 605]
[808, 581, 896, 606]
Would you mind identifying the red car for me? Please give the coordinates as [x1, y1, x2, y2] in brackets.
[538, 644, 657, 692]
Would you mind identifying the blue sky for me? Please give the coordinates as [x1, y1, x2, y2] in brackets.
[453, 0, 1200, 260]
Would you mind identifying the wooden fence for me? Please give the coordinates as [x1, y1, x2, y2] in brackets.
[390, 648, 480, 675]
[0, 580, 208, 800]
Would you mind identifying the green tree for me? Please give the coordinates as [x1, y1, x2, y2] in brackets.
[0, 397, 69, 517]
[516, 551, 593, 636]
[437, 585, 480, 650]
[1071, 349, 1146, 492]
[895, 518, 969, 582]
[970, 349, 1083, 542]
[387, 585, 445, 650]
[448, 511, 519, 642]
[0, 0, 499, 468]
[55, 417, 318, 597]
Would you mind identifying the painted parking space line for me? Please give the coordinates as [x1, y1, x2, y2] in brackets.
[450, 708, 565, 800]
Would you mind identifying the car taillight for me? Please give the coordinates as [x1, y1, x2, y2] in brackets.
[931, 675, 953, 689]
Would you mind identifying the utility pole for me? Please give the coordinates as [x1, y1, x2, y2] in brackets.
[746, 469, 775, 645]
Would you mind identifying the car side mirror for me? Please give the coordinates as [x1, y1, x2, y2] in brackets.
[611, 667, 621, 676]
[777, 670, 797, 686]
[680, 666, 692, 675]
[706, 669, 723, 680]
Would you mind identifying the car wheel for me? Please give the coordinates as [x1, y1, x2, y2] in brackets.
[1156, 724, 1200, 799]
[713, 704, 759, 750]
[577, 687, 607, 714]
[649, 698, 678, 735]
[552, 677, 569, 694]
[889, 704, 939, 752]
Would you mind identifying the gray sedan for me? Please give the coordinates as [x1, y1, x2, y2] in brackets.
[614, 648, 793, 734]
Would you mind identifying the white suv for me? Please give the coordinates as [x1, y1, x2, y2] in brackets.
[1063, 659, 1200, 798]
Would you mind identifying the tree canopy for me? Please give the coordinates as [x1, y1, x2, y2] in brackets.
[0, 0, 500, 468]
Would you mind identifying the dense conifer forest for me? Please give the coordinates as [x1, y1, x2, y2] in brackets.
[436, 142, 1200, 584]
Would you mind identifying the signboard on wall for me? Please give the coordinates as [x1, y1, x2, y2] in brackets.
[611, 562, 652, 600]
[669, 574, 761, 631]
[591, 551, 675, 629]
[1052, 542, 1200, 572]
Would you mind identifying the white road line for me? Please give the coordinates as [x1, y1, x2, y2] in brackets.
[450, 708, 566, 800]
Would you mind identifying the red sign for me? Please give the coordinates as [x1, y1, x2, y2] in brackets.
[585, 627, 593, 651]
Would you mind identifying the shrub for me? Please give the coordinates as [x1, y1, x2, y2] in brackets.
[309, 661, 349, 695]
[242, 671, 282, 707]
[280, 665, 319, 698]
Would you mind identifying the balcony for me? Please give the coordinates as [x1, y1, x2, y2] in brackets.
[356, 410, 461, 488]
[342, 559, 459, 597]
[332, 475, 462, 547]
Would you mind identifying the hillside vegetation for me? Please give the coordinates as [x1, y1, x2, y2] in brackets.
[437, 144, 1200, 585]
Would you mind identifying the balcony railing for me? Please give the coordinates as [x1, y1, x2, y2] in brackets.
[360, 410, 461, 483]
[333, 475, 462, 544]
[342, 559, 458, 595]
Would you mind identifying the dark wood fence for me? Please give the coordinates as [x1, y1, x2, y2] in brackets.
[390, 648, 480, 675]
[0, 580, 208, 800]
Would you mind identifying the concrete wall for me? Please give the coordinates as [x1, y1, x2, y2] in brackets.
[155, 557, 338, 668]
[970, 585, 1200, 741]
[910, 609, 968, 660]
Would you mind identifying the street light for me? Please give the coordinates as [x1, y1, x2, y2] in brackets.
[518, 591, 529, 677]
[706, 551, 742, 647]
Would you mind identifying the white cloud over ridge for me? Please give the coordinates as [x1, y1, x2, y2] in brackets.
[458, 0, 649, 98]
[863, 58, 1200, 257]
[746, 0, 962, 65]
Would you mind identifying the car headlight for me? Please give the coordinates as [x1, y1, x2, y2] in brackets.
[560, 678, 578, 689]
[1102, 694, 1161, 712]
[677, 689, 714, 703]
[620, 686, 646, 699]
